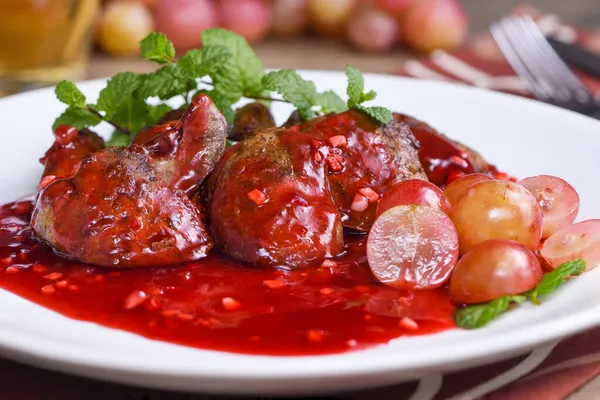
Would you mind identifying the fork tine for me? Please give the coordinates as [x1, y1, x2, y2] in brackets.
[518, 16, 593, 101]
[495, 16, 594, 105]
[499, 17, 564, 102]
[491, 22, 552, 101]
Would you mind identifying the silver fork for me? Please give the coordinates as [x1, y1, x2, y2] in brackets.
[491, 16, 600, 117]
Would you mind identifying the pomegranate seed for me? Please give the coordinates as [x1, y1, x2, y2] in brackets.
[162, 309, 180, 318]
[262, 280, 287, 289]
[43, 272, 63, 281]
[17, 252, 28, 262]
[147, 287, 162, 296]
[350, 193, 369, 212]
[320, 260, 337, 268]
[346, 339, 358, 347]
[32, 264, 47, 273]
[0, 257, 13, 265]
[148, 320, 158, 329]
[41, 284, 56, 295]
[222, 297, 241, 311]
[177, 313, 194, 322]
[399, 317, 419, 331]
[94, 275, 105, 282]
[68, 285, 80, 291]
[306, 329, 325, 343]
[250, 335, 260, 341]
[38, 175, 57, 191]
[247, 189, 267, 206]
[124, 290, 148, 310]
[11, 202, 32, 215]
[446, 170, 465, 185]
[326, 153, 344, 172]
[198, 318, 211, 327]
[364, 314, 373, 321]
[320, 287, 335, 295]
[54, 124, 78, 145]
[5, 266, 19, 274]
[55, 280, 69, 289]
[358, 187, 380, 203]
[109, 271, 121, 277]
[354, 285, 370, 294]
[449, 155, 469, 169]
[328, 135, 347, 148]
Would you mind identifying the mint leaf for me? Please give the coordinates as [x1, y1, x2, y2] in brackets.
[55, 81, 86, 107]
[455, 259, 586, 329]
[319, 90, 348, 114]
[178, 46, 231, 80]
[105, 130, 131, 147]
[52, 106, 102, 131]
[455, 295, 526, 329]
[359, 106, 393, 125]
[112, 96, 150, 134]
[346, 65, 364, 109]
[345, 65, 393, 124]
[140, 32, 175, 64]
[135, 64, 189, 100]
[147, 104, 173, 126]
[202, 28, 265, 102]
[528, 259, 586, 303]
[263, 70, 318, 120]
[96, 72, 142, 119]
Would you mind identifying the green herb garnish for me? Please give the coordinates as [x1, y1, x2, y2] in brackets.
[53, 29, 392, 145]
[455, 259, 586, 329]
[346, 65, 393, 125]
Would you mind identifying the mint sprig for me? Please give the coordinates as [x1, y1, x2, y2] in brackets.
[345, 65, 393, 125]
[96, 72, 141, 120]
[202, 28, 266, 102]
[51, 29, 393, 145]
[455, 259, 586, 329]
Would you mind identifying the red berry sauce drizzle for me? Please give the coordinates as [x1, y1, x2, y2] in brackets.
[0, 199, 455, 356]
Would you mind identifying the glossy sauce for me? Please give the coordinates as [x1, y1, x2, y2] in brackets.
[0, 200, 455, 356]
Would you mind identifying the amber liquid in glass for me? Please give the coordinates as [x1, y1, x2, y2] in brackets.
[0, 0, 98, 96]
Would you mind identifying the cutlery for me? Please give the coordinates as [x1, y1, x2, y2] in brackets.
[491, 16, 600, 118]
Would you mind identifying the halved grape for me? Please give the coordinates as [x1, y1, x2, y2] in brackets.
[450, 180, 543, 254]
[541, 219, 600, 270]
[376, 179, 452, 218]
[367, 205, 459, 290]
[449, 239, 543, 304]
[443, 173, 493, 206]
[519, 175, 580, 239]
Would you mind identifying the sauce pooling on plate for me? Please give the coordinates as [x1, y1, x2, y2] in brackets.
[0, 200, 455, 355]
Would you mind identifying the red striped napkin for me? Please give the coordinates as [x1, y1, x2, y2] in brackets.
[398, 5, 600, 97]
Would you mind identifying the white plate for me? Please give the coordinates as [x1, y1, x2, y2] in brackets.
[0, 71, 599, 396]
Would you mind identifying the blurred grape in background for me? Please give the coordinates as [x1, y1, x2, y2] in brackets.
[94, 0, 469, 56]
[0, 0, 99, 96]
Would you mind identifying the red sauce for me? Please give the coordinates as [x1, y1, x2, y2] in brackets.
[0, 199, 456, 356]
